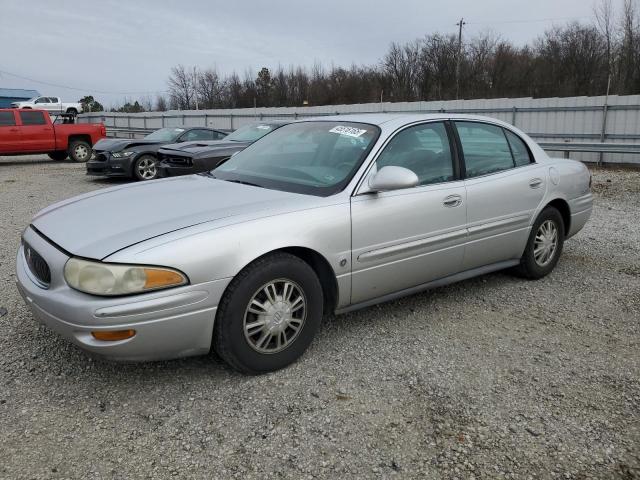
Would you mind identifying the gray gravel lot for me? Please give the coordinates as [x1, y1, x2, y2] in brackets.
[0, 155, 638, 480]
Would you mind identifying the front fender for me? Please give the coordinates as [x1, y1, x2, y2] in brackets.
[104, 202, 353, 307]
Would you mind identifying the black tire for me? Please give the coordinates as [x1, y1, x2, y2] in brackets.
[133, 155, 158, 181]
[513, 206, 565, 279]
[47, 151, 68, 161]
[213, 253, 323, 374]
[66, 108, 78, 116]
[68, 139, 92, 162]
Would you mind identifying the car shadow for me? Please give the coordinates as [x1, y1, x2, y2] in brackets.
[23, 270, 518, 390]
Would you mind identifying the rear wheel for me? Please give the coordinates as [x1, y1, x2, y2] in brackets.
[68, 139, 91, 162]
[48, 151, 68, 161]
[66, 108, 78, 116]
[213, 253, 323, 374]
[133, 155, 158, 181]
[513, 206, 565, 279]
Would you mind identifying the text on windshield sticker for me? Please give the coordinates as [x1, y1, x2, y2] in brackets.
[329, 126, 367, 138]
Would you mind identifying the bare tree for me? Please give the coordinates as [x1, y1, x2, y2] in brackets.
[155, 95, 168, 112]
[197, 68, 225, 109]
[167, 65, 195, 110]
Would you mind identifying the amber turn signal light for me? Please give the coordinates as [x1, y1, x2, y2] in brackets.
[143, 268, 185, 289]
[91, 329, 136, 341]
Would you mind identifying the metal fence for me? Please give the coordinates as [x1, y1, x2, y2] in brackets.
[78, 94, 640, 164]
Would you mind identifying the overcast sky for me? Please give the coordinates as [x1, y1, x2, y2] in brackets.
[1, 0, 602, 107]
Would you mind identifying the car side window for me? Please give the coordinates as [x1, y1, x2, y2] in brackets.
[50, 97, 59, 103]
[214, 131, 227, 140]
[183, 129, 214, 141]
[376, 122, 454, 186]
[34, 97, 46, 104]
[0, 111, 16, 126]
[19, 111, 46, 125]
[504, 129, 533, 167]
[455, 121, 515, 178]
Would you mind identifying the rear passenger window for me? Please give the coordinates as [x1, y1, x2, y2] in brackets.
[455, 122, 515, 177]
[183, 129, 214, 141]
[0, 111, 16, 126]
[505, 130, 532, 166]
[376, 122, 454, 186]
[19, 111, 46, 125]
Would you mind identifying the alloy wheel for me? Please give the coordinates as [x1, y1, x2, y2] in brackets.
[137, 158, 157, 180]
[74, 144, 89, 161]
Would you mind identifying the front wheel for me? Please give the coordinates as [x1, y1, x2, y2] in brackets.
[68, 140, 91, 162]
[133, 155, 158, 181]
[213, 253, 323, 374]
[513, 206, 565, 279]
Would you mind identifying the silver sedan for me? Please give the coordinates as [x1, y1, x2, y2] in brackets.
[16, 114, 593, 373]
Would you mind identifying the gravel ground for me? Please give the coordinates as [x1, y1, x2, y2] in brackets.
[0, 156, 638, 480]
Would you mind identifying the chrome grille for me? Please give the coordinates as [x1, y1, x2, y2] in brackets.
[23, 242, 51, 287]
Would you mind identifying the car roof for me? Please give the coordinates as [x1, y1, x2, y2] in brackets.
[163, 125, 227, 133]
[297, 112, 514, 130]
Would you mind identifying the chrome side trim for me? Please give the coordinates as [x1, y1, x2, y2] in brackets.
[335, 259, 519, 314]
[357, 228, 468, 263]
[467, 214, 531, 235]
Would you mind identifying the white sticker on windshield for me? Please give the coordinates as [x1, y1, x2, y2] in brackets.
[256, 125, 271, 130]
[175, 128, 185, 132]
[329, 125, 367, 138]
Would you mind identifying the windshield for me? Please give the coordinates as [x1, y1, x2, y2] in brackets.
[226, 123, 281, 142]
[145, 127, 185, 142]
[213, 121, 380, 196]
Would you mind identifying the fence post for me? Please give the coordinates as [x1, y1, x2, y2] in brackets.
[161, 115, 165, 128]
[127, 116, 132, 139]
[230, 114, 234, 130]
[599, 104, 609, 166]
[204, 113, 208, 127]
[511, 106, 517, 126]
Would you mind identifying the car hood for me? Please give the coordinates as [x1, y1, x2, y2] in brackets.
[161, 140, 248, 155]
[93, 138, 164, 152]
[31, 175, 318, 260]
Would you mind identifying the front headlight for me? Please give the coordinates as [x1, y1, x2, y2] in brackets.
[64, 258, 188, 296]
[111, 151, 135, 158]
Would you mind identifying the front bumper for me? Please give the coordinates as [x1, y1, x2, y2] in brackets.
[156, 162, 196, 178]
[86, 152, 133, 178]
[16, 227, 230, 362]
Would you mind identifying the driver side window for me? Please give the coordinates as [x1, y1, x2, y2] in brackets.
[376, 122, 454, 186]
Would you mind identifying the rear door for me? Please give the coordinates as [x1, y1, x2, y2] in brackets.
[0, 111, 21, 152]
[454, 121, 546, 270]
[350, 121, 467, 304]
[18, 110, 55, 152]
[47, 97, 62, 113]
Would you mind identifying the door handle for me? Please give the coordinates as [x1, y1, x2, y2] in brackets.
[443, 194, 463, 207]
[529, 178, 543, 189]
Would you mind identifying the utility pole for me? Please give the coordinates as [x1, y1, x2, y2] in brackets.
[455, 17, 465, 100]
[193, 66, 199, 110]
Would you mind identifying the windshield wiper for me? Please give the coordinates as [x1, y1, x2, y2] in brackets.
[224, 179, 263, 188]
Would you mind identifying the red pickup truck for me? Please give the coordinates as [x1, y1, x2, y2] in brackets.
[0, 109, 106, 162]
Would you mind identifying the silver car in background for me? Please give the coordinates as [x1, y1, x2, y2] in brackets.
[16, 114, 593, 373]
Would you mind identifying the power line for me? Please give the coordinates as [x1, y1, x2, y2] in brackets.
[466, 16, 591, 26]
[0, 68, 167, 96]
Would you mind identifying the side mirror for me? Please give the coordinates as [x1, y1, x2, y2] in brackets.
[368, 166, 419, 192]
